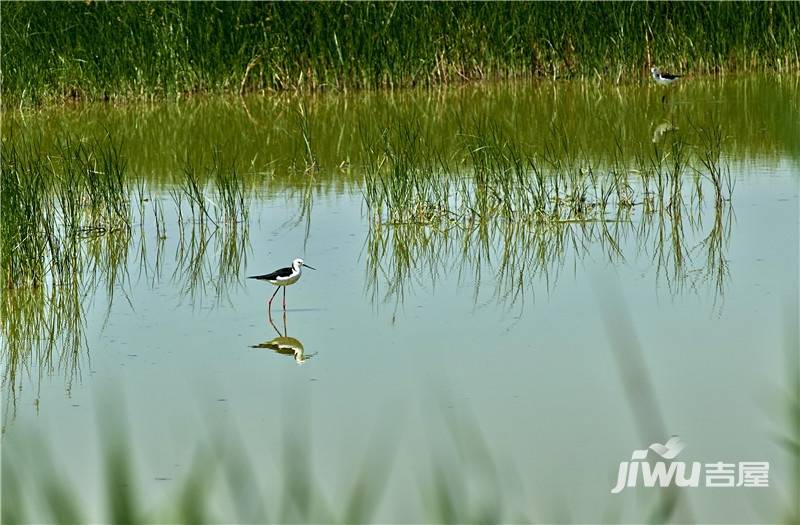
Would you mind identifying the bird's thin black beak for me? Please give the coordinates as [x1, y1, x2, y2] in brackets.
[303, 263, 316, 270]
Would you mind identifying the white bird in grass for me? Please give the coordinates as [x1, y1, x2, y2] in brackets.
[248, 258, 316, 314]
[650, 67, 682, 86]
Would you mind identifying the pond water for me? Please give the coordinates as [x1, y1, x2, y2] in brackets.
[2, 75, 798, 523]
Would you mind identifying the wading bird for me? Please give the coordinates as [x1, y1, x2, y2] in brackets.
[650, 67, 682, 86]
[248, 258, 316, 315]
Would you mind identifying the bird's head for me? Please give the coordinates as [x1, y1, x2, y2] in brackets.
[651, 67, 660, 76]
[293, 258, 316, 271]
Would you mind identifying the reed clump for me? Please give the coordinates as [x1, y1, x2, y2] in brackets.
[1, 128, 131, 289]
[363, 113, 733, 224]
[2, 123, 252, 289]
[362, 115, 734, 308]
[1, 129, 255, 417]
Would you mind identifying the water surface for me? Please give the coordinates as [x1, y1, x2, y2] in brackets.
[2, 75, 798, 523]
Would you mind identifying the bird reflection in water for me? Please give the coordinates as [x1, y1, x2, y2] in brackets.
[251, 310, 315, 364]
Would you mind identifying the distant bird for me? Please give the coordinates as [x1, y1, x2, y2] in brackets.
[650, 67, 682, 86]
[248, 258, 316, 314]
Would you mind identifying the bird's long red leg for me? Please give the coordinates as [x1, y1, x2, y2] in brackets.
[268, 287, 280, 319]
[282, 287, 286, 310]
[268, 312, 281, 336]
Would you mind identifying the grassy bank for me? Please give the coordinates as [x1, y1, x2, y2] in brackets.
[2, 2, 799, 106]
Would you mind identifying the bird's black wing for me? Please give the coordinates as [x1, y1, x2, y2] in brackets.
[662, 72, 682, 80]
[248, 266, 293, 280]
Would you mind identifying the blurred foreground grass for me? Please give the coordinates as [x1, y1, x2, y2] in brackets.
[2, 305, 797, 524]
[2, 399, 521, 524]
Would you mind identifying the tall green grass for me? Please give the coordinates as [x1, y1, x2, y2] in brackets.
[3, 2, 799, 106]
[1, 127, 130, 289]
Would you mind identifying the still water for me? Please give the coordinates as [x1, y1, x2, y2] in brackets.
[2, 76, 798, 523]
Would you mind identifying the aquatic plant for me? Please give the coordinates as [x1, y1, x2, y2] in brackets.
[362, 115, 735, 309]
[1, 127, 131, 289]
[0, 130, 254, 419]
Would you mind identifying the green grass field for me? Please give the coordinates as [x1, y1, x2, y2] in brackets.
[3, 2, 798, 106]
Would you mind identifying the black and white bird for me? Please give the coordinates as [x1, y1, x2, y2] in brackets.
[248, 258, 316, 314]
[650, 67, 682, 86]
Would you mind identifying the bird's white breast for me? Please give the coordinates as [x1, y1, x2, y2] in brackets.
[272, 272, 300, 286]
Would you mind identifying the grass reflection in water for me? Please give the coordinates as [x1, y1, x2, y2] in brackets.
[363, 116, 732, 312]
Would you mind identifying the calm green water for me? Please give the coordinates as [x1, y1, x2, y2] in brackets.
[3, 76, 799, 523]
